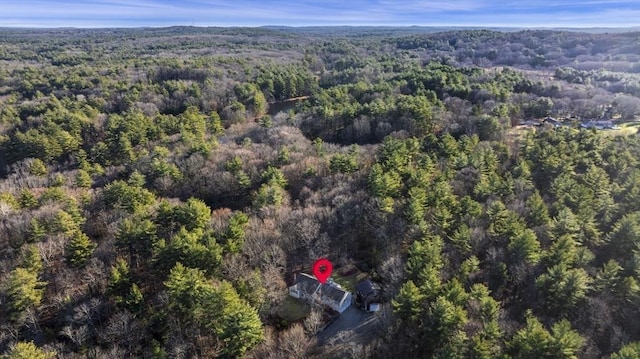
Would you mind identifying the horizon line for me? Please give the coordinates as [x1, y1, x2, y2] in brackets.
[2, 24, 639, 30]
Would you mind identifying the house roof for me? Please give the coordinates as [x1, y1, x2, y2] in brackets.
[293, 273, 321, 297]
[318, 283, 350, 307]
[581, 119, 614, 129]
[290, 273, 350, 308]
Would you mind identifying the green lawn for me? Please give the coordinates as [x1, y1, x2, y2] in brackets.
[277, 296, 311, 323]
[332, 266, 368, 292]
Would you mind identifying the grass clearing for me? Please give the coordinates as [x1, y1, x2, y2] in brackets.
[505, 125, 536, 145]
[602, 122, 639, 137]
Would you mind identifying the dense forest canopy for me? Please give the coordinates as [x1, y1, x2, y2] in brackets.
[0, 26, 639, 358]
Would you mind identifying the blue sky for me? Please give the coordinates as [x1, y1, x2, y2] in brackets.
[1, 0, 639, 28]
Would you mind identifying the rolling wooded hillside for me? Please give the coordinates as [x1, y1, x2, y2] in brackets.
[0, 27, 639, 358]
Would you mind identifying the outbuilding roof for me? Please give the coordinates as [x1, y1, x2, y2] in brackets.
[355, 279, 380, 296]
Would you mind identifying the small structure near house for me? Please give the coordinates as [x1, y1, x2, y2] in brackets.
[288, 273, 352, 313]
[355, 280, 382, 312]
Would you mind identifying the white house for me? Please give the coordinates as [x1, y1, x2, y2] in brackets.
[288, 273, 352, 313]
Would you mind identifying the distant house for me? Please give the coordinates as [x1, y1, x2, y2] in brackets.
[543, 117, 563, 128]
[580, 121, 593, 129]
[288, 273, 352, 313]
[581, 119, 614, 130]
[355, 280, 382, 312]
[522, 119, 542, 127]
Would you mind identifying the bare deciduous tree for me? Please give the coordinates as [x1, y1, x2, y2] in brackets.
[379, 254, 404, 299]
[279, 323, 309, 358]
[60, 324, 89, 348]
[303, 307, 325, 335]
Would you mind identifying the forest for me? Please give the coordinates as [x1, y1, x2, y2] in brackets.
[0, 26, 639, 358]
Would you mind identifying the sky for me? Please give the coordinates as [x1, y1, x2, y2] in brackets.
[1, 0, 639, 28]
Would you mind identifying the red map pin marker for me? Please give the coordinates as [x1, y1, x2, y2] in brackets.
[312, 258, 333, 284]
